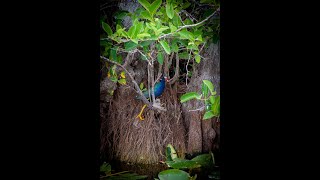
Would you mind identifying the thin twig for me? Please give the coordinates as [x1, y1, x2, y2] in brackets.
[188, 106, 205, 112]
[169, 53, 180, 85]
[100, 56, 162, 110]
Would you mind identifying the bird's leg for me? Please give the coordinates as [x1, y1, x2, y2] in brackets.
[136, 104, 147, 121]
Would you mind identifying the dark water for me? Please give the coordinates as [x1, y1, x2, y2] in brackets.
[108, 160, 219, 180]
[110, 160, 168, 180]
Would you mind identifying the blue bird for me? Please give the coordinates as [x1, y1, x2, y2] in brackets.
[135, 76, 168, 120]
[136, 76, 168, 100]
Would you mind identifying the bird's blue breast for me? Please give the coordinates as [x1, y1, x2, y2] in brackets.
[139, 77, 166, 99]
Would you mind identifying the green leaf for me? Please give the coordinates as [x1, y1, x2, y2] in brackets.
[166, 3, 174, 19]
[209, 96, 215, 104]
[181, 2, 191, 9]
[140, 10, 153, 21]
[114, 10, 129, 20]
[124, 41, 138, 51]
[169, 22, 177, 32]
[149, 0, 162, 16]
[138, 0, 151, 12]
[178, 52, 190, 59]
[159, 40, 171, 54]
[203, 80, 215, 94]
[212, 96, 220, 116]
[139, 82, 144, 90]
[172, 14, 181, 27]
[203, 111, 214, 120]
[195, 54, 201, 63]
[180, 92, 201, 103]
[169, 159, 201, 169]
[158, 169, 190, 180]
[140, 40, 153, 47]
[137, 33, 151, 38]
[109, 46, 118, 61]
[178, 30, 194, 40]
[117, 55, 123, 64]
[100, 162, 111, 174]
[128, 25, 137, 38]
[200, 0, 215, 3]
[166, 144, 178, 161]
[171, 41, 179, 53]
[118, 78, 126, 85]
[191, 153, 214, 168]
[202, 82, 209, 99]
[102, 22, 113, 36]
[157, 52, 164, 65]
[157, 26, 169, 33]
[134, 22, 144, 38]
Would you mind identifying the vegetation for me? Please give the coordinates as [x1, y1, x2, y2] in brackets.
[100, 0, 220, 175]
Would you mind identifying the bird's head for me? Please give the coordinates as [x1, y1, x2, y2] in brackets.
[163, 75, 169, 83]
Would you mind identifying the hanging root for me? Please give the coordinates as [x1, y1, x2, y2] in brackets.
[101, 84, 186, 164]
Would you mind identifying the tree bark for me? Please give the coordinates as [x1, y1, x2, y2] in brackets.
[181, 42, 220, 155]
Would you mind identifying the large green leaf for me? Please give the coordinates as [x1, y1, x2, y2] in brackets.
[180, 92, 201, 103]
[203, 80, 215, 94]
[212, 96, 220, 116]
[166, 3, 174, 19]
[158, 169, 190, 180]
[140, 10, 153, 21]
[128, 25, 136, 38]
[138, 0, 151, 12]
[149, 0, 162, 15]
[159, 40, 171, 54]
[124, 41, 138, 51]
[178, 52, 190, 59]
[172, 13, 181, 27]
[191, 153, 214, 168]
[195, 54, 201, 63]
[157, 51, 164, 65]
[203, 111, 214, 120]
[137, 33, 151, 38]
[178, 30, 194, 40]
[169, 159, 201, 169]
[102, 22, 113, 36]
[109, 47, 118, 61]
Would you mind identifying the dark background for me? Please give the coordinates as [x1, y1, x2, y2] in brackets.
[1, 0, 318, 179]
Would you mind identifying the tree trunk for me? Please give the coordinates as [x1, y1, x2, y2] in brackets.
[181, 42, 220, 155]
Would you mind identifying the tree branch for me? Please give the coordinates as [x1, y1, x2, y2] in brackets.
[100, 9, 219, 43]
[100, 56, 159, 110]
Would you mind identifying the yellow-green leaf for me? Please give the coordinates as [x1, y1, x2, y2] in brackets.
[203, 111, 214, 120]
[140, 10, 153, 21]
[149, 0, 162, 16]
[180, 92, 201, 103]
[138, 0, 151, 12]
[137, 33, 151, 38]
[203, 80, 215, 94]
[195, 54, 201, 63]
[139, 82, 144, 90]
[169, 22, 177, 32]
[159, 40, 171, 54]
[120, 71, 126, 79]
[118, 78, 126, 85]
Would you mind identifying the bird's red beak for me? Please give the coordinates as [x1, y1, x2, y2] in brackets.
[164, 76, 169, 82]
